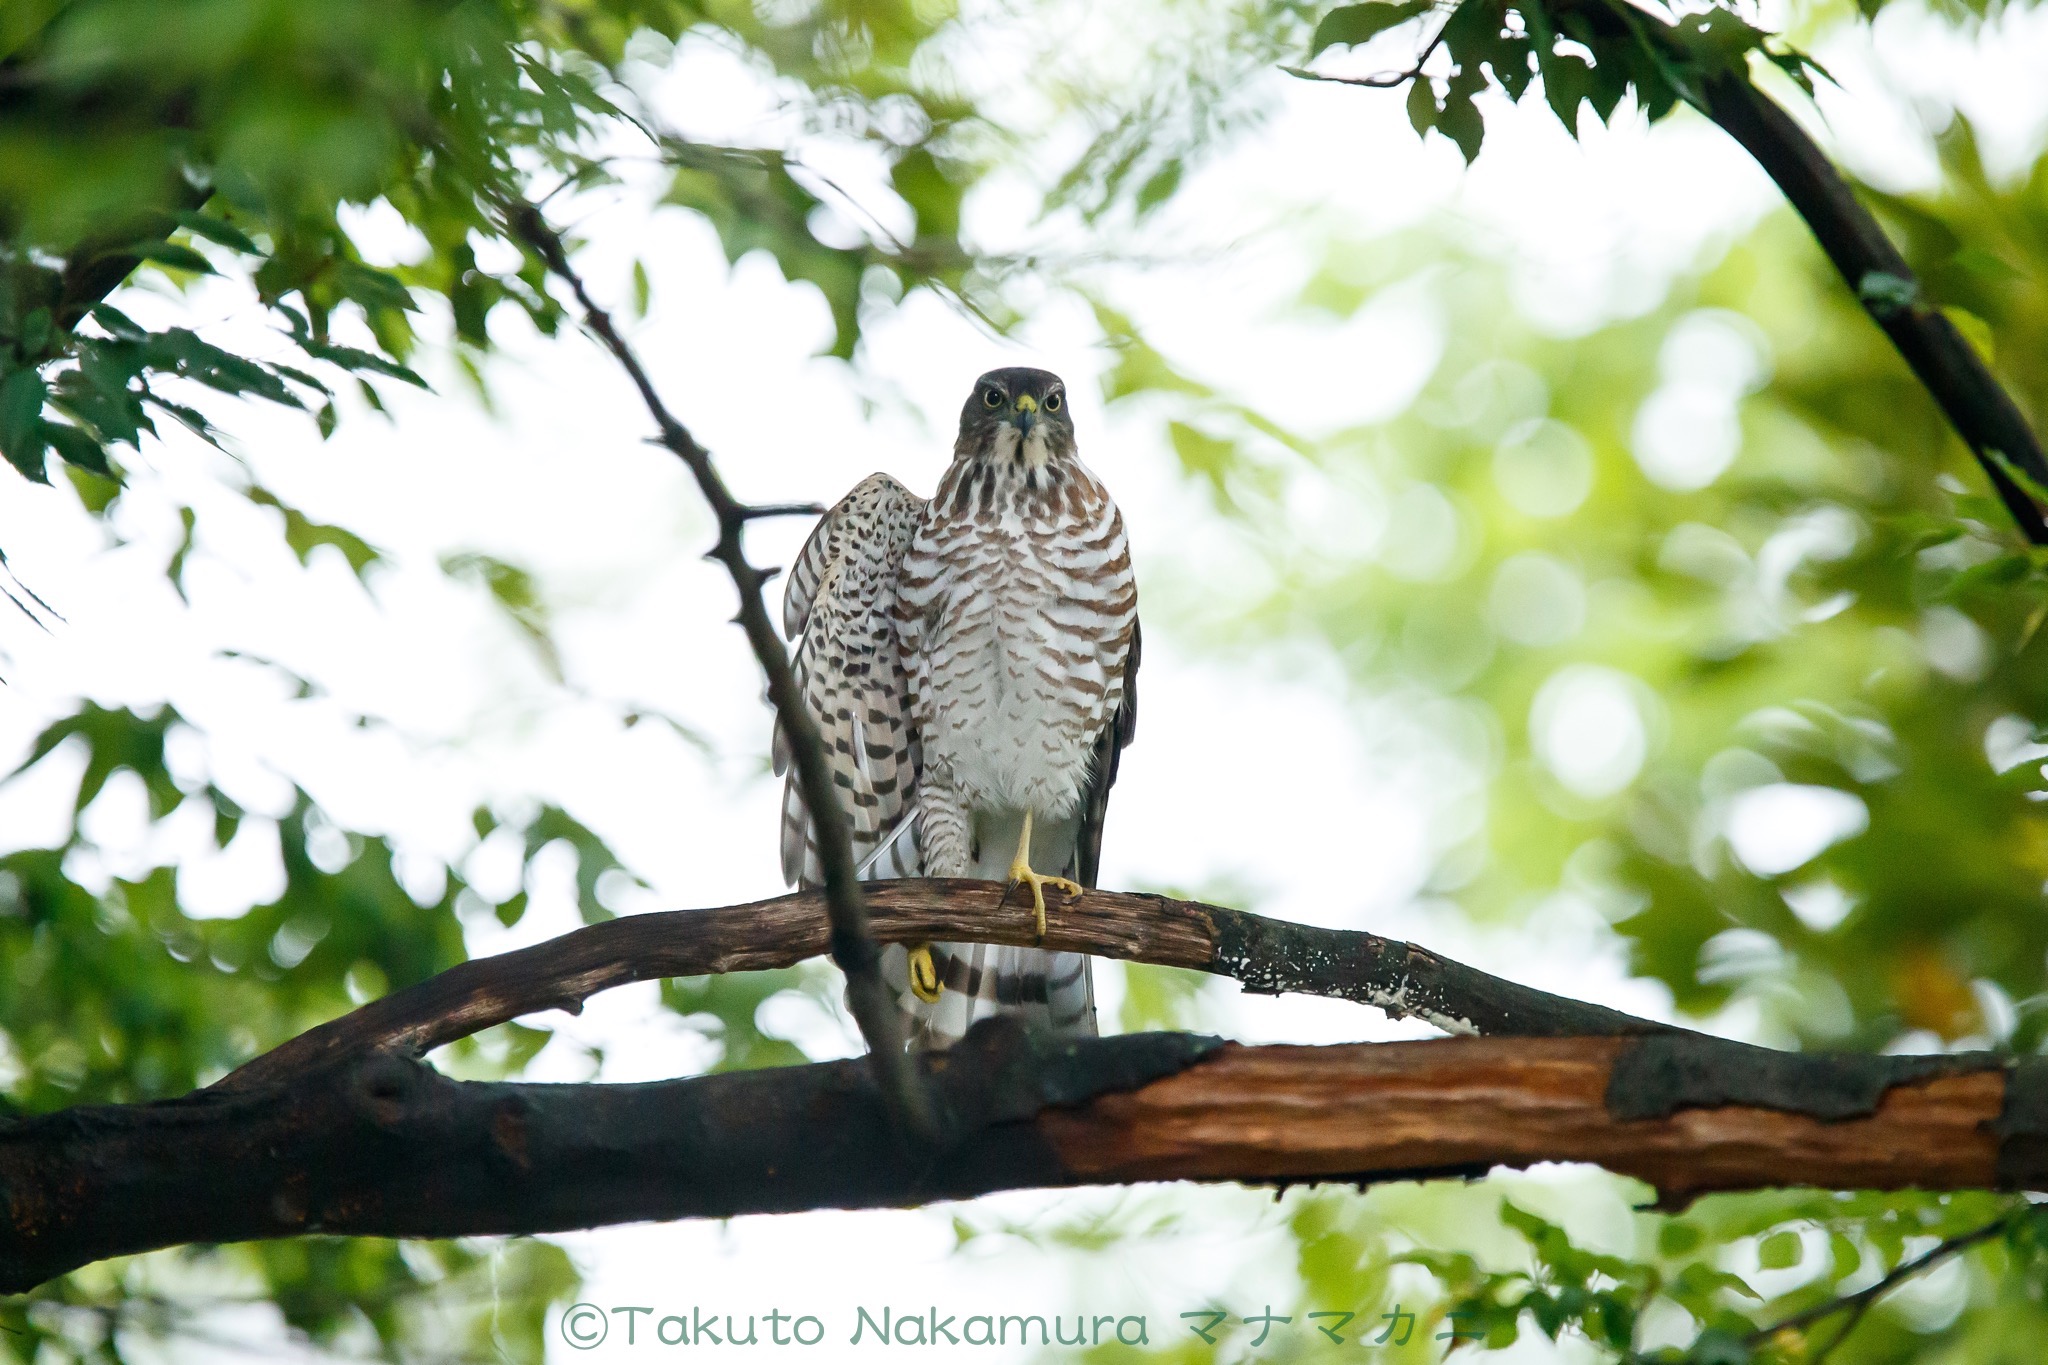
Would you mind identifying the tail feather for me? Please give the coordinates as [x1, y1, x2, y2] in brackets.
[884, 817, 1096, 1050]
[890, 941, 1096, 1050]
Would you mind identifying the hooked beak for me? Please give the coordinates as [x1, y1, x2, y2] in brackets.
[1013, 394, 1038, 438]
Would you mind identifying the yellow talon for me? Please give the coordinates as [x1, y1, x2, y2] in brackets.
[907, 943, 943, 1004]
[1005, 809, 1082, 941]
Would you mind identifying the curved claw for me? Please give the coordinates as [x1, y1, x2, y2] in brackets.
[1007, 868, 1083, 941]
[906, 943, 943, 1004]
[1004, 808, 1083, 940]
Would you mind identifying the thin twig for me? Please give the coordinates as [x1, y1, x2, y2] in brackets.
[1745, 1206, 2022, 1353]
[1286, 20, 1452, 89]
[735, 500, 828, 521]
[1287, 1, 1455, 91]
[494, 196, 936, 1142]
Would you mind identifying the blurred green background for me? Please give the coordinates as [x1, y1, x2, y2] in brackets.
[5, 0, 2048, 1360]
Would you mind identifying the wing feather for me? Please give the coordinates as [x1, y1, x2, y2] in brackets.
[777, 474, 925, 887]
[1074, 615, 1139, 888]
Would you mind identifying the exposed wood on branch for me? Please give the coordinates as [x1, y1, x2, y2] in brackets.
[215, 879, 1668, 1091]
[1040, 1037, 2015, 1201]
[9, 1026, 2044, 1294]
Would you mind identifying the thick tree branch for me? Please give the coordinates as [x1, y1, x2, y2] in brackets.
[9, 1027, 2047, 1293]
[1699, 70, 2048, 543]
[492, 198, 931, 1138]
[213, 879, 1668, 1091]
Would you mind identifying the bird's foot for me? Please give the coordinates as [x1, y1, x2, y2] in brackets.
[906, 943, 943, 1004]
[1006, 856, 1082, 941]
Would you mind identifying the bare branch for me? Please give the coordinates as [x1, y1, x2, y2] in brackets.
[1295, 32, 2048, 544]
[734, 501, 829, 521]
[1747, 1206, 2024, 1357]
[1697, 70, 2048, 544]
[1284, 19, 1451, 90]
[212, 878, 1670, 1092]
[490, 197, 933, 1139]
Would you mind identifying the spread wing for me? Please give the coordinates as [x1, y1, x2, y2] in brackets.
[777, 473, 926, 888]
[1073, 616, 1138, 888]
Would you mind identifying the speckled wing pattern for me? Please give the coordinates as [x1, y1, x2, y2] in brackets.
[777, 474, 926, 888]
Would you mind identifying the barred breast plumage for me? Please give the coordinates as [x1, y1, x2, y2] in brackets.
[779, 366, 1138, 1050]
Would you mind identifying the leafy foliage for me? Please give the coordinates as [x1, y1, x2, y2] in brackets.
[6, 0, 2048, 1358]
[1076, 69, 2048, 1365]
[0, 0, 1013, 491]
[1296, 0, 1819, 163]
[0, 699, 630, 1356]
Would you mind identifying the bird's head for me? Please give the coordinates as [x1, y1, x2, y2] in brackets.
[956, 367, 1074, 470]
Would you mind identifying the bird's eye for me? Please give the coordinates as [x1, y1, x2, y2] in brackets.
[1045, 391, 1062, 412]
[982, 388, 1002, 408]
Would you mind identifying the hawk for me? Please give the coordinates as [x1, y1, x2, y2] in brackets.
[777, 366, 1140, 1049]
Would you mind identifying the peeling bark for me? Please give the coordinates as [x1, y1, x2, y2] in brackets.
[7, 1027, 2044, 1293]
[217, 879, 1662, 1092]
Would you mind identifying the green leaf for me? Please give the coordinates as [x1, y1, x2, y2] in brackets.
[269, 363, 332, 396]
[130, 241, 218, 276]
[1673, 1262, 1762, 1303]
[1438, 83, 1485, 163]
[41, 420, 110, 475]
[167, 506, 197, 603]
[300, 339, 428, 389]
[1310, 0, 1434, 57]
[64, 462, 120, 513]
[1541, 53, 1593, 132]
[333, 262, 419, 316]
[1407, 76, 1439, 135]
[495, 890, 529, 928]
[441, 552, 560, 679]
[1984, 449, 2048, 513]
[18, 306, 52, 358]
[0, 366, 49, 481]
[89, 303, 147, 340]
[631, 260, 651, 319]
[1952, 245, 2021, 283]
[247, 487, 383, 578]
[1134, 160, 1184, 215]
[1758, 1229, 1803, 1269]
[173, 211, 259, 255]
[1658, 1221, 1703, 1256]
[1686, 1328, 1755, 1365]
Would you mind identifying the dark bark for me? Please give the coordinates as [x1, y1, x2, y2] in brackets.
[215, 879, 1669, 1092]
[1697, 70, 2048, 542]
[497, 200, 929, 1136]
[10, 1025, 2048, 1294]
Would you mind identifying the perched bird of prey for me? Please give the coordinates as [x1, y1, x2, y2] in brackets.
[777, 366, 1140, 1049]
